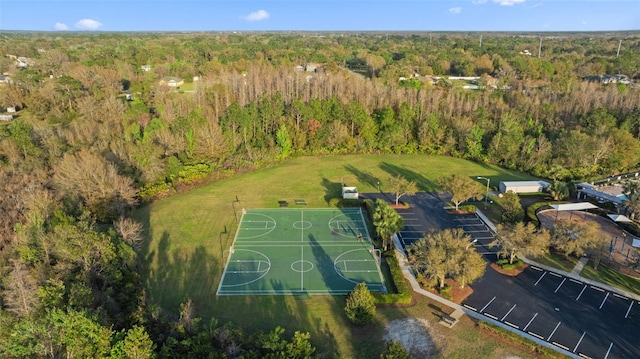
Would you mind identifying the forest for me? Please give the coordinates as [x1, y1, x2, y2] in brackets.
[0, 31, 639, 357]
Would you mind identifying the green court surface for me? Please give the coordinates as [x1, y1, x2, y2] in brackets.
[217, 208, 386, 295]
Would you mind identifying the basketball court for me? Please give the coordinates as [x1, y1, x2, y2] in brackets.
[216, 208, 386, 295]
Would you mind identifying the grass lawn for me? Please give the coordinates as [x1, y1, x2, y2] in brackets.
[134, 154, 542, 357]
[533, 250, 579, 273]
[581, 261, 640, 296]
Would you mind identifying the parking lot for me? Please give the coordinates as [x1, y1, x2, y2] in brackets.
[366, 192, 640, 359]
[463, 265, 640, 358]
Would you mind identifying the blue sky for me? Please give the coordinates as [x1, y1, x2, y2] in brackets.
[1, 1, 638, 32]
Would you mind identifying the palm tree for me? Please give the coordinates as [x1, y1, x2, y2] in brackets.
[372, 199, 404, 251]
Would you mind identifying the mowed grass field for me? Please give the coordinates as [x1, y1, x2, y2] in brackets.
[135, 154, 542, 358]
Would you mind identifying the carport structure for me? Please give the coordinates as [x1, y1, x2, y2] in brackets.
[550, 202, 599, 221]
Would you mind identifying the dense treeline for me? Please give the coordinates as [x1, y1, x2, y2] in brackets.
[0, 32, 639, 357]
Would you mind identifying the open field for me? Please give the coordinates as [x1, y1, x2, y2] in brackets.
[135, 154, 541, 357]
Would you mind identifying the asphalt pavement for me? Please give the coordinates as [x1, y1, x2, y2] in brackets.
[364, 192, 640, 359]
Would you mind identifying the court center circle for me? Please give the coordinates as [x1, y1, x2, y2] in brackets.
[293, 220, 312, 230]
[291, 260, 314, 273]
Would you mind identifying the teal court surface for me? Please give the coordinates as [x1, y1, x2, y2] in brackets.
[217, 208, 386, 295]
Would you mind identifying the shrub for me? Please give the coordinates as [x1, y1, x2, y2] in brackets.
[380, 340, 411, 359]
[328, 198, 364, 208]
[344, 282, 376, 326]
[372, 251, 412, 305]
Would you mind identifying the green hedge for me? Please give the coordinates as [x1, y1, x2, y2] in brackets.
[328, 197, 365, 208]
[496, 258, 524, 270]
[372, 251, 413, 305]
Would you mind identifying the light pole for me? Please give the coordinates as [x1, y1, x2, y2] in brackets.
[477, 176, 490, 204]
[377, 181, 380, 193]
[466, 238, 478, 250]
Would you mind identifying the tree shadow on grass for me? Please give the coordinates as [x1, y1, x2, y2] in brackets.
[320, 172, 343, 203]
[379, 161, 437, 192]
[139, 220, 342, 356]
[344, 164, 380, 190]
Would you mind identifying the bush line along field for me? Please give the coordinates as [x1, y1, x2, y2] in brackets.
[136, 154, 539, 357]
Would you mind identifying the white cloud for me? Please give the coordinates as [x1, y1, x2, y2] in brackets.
[243, 10, 270, 22]
[493, 0, 526, 5]
[581, 20, 588, 25]
[449, 7, 462, 14]
[472, 0, 488, 4]
[75, 19, 103, 30]
[54, 22, 69, 31]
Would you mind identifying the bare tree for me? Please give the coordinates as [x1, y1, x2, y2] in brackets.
[114, 217, 144, 249]
[53, 150, 138, 220]
[3, 259, 39, 317]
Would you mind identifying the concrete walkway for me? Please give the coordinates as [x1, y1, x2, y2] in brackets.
[571, 256, 589, 275]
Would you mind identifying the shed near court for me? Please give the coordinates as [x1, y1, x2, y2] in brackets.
[499, 180, 549, 194]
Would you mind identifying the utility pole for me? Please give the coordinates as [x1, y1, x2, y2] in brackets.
[538, 37, 543, 58]
[617, 40, 622, 58]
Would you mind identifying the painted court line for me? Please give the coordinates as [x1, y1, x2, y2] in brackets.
[576, 285, 587, 300]
[534, 271, 547, 286]
[554, 278, 567, 293]
[501, 304, 517, 321]
[479, 296, 496, 313]
[599, 292, 610, 309]
[548, 321, 561, 341]
[574, 331, 587, 353]
[523, 313, 538, 332]
[625, 301, 634, 318]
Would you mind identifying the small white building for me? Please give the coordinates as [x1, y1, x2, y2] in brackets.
[499, 180, 549, 194]
[342, 187, 359, 200]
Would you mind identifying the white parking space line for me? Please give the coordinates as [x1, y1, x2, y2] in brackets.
[612, 293, 627, 300]
[505, 321, 519, 329]
[599, 292, 610, 309]
[528, 331, 544, 340]
[604, 342, 613, 359]
[548, 321, 562, 341]
[534, 271, 547, 286]
[574, 331, 587, 353]
[590, 285, 605, 292]
[485, 313, 498, 320]
[576, 285, 587, 300]
[401, 218, 420, 221]
[463, 304, 477, 311]
[480, 296, 496, 313]
[472, 236, 495, 240]
[625, 301, 634, 318]
[531, 266, 542, 271]
[549, 272, 561, 277]
[570, 278, 582, 284]
[401, 230, 424, 233]
[523, 313, 537, 332]
[501, 304, 517, 321]
[578, 353, 593, 359]
[553, 342, 570, 351]
[554, 278, 566, 293]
